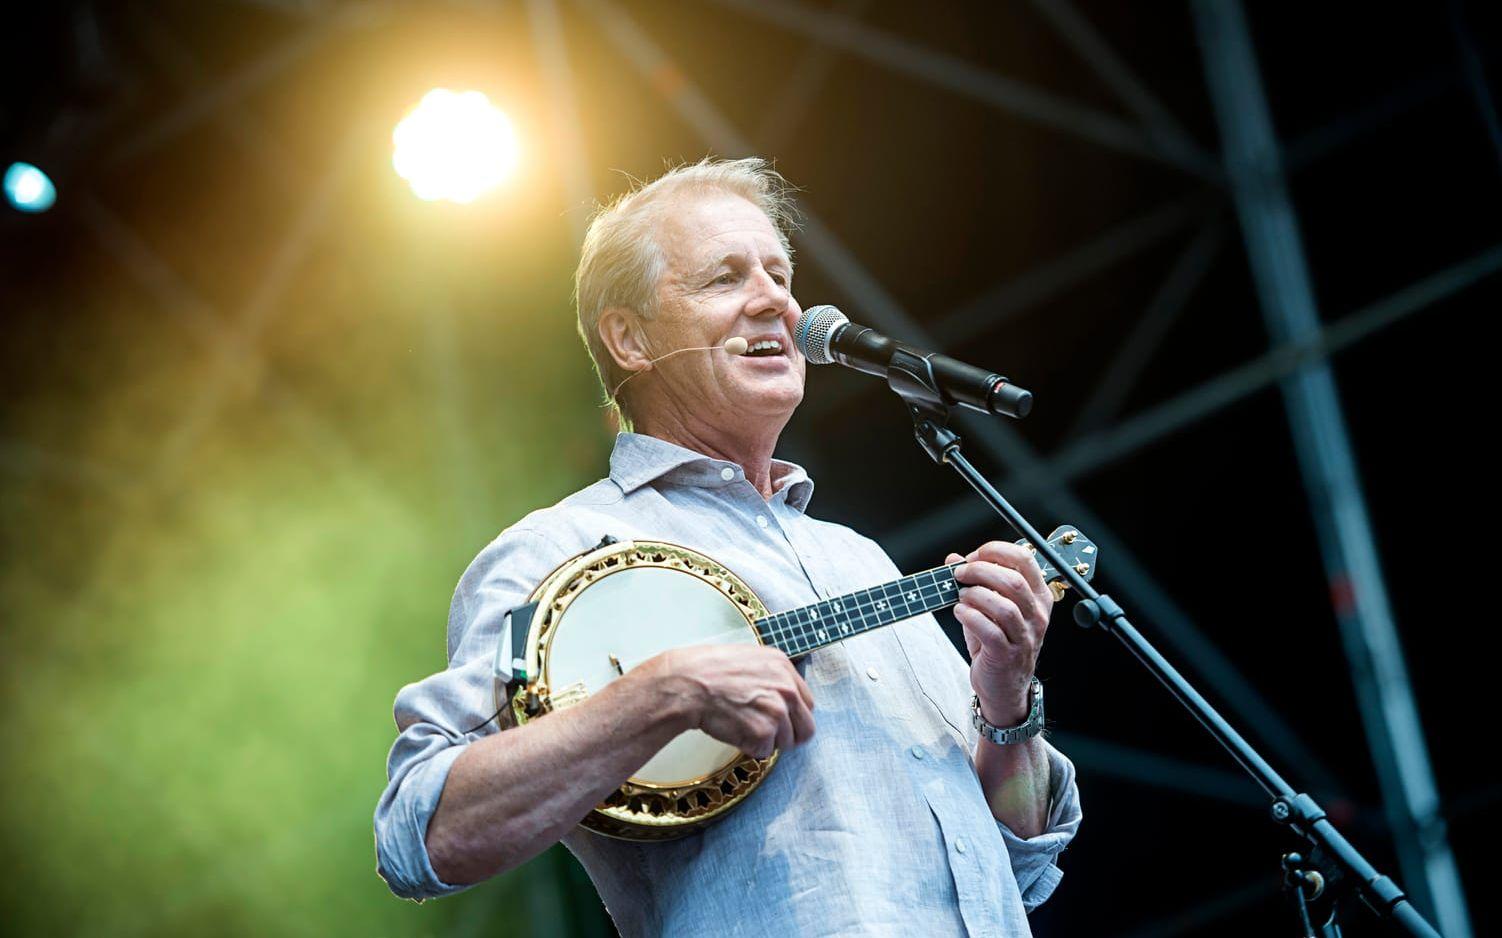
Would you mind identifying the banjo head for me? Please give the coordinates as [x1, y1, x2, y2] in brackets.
[509, 539, 778, 841]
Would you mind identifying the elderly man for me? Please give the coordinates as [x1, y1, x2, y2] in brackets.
[375, 158, 1081, 936]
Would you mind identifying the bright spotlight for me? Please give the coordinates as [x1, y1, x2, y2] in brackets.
[393, 89, 520, 204]
[4, 162, 57, 213]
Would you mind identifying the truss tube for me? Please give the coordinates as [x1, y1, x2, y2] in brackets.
[1193, 2, 1470, 934]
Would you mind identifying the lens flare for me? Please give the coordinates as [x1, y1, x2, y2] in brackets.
[392, 89, 520, 203]
[4, 162, 56, 213]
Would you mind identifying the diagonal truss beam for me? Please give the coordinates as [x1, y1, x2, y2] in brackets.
[578, 0, 1345, 795]
[805, 198, 1206, 423]
[1067, 222, 1224, 437]
[754, 0, 875, 154]
[1026, 0, 1210, 171]
[1194, 1, 1470, 933]
[72, 189, 414, 521]
[704, 0, 1218, 177]
[886, 241, 1502, 561]
[527, 0, 595, 245]
[106, 2, 380, 168]
[1048, 731, 1262, 806]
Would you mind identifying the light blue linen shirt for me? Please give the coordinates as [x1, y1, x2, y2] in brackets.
[375, 431, 1082, 936]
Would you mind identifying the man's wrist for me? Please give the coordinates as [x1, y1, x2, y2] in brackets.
[978, 681, 1034, 726]
[973, 678, 1045, 746]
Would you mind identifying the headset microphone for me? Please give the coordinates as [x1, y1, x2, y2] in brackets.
[609, 337, 750, 402]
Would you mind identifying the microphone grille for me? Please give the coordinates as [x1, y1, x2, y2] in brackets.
[795, 305, 847, 365]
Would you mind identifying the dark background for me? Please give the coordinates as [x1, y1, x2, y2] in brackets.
[2, 2, 1497, 936]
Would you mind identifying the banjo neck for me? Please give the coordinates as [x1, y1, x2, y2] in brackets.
[751, 526, 1097, 659]
[753, 563, 964, 658]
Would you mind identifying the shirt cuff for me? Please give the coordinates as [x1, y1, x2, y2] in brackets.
[996, 740, 1081, 912]
[375, 743, 471, 901]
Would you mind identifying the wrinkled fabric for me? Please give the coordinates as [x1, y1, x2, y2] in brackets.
[375, 432, 1081, 937]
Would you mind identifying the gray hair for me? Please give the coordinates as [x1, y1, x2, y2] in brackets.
[573, 156, 800, 431]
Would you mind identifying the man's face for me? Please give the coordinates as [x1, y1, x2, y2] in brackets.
[641, 191, 805, 424]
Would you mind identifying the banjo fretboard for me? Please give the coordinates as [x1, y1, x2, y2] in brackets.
[752, 564, 963, 658]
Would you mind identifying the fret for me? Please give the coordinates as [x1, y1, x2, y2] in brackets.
[757, 563, 966, 659]
[749, 525, 1096, 660]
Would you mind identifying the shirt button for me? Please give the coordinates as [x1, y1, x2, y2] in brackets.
[954, 837, 968, 855]
[866, 667, 880, 681]
[756, 515, 769, 528]
[719, 466, 735, 481]
[910, 745, 926, 761]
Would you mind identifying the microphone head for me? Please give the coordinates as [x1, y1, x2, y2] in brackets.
[794, 305, 847, 365]
[723, 336, 748, 356]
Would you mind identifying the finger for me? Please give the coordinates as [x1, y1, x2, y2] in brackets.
[955, 600, 1011, 650]
[959, 586, 1028, 646]
[775, 652, 814, 710]
[957, 562, 1041, 625]
[792, 669, 815, 710]
[756, 713, 781, 759]
[972, 541, 1051, 597]
[772, 704, 795, 754]
[788, 696, 816, 746]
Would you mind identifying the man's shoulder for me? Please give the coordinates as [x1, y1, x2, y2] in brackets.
[481, 476, 629, 560]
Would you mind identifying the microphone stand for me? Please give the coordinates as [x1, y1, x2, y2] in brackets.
[882, 349, 1442, 938]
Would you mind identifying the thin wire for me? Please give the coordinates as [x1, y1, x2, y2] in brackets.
[608, 344, 736, 403]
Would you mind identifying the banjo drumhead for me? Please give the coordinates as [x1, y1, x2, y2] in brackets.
[543, 564, 759, 787]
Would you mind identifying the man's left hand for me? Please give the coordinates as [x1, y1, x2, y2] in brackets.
[945, 541, 1056, 727]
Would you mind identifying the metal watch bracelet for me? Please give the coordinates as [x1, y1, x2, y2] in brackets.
[971, 677, 1045, 745]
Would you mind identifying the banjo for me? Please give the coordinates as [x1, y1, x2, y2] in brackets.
[498, 526, 1098, 842]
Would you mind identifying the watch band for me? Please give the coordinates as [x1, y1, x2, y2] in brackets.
[972, 677, 1045, 745]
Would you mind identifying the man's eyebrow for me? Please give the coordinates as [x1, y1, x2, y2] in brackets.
[689, 250, 791, 281]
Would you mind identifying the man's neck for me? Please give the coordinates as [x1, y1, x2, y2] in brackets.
[633, 410, 786, 500]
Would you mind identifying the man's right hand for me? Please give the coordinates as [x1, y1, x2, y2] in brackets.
[648, 645, 816, 759]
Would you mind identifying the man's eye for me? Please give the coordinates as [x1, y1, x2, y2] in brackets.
[771, 273, 788, 286]
[712, 273, 736, 285]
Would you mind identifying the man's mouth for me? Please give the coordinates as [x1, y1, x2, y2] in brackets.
[740, 338, 786, 358]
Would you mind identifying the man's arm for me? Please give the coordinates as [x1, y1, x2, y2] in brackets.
[974, 723, 1052, 837]
[423, 643, 813, 885]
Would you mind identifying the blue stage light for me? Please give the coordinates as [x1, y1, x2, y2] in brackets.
[4, 162, 57, 213]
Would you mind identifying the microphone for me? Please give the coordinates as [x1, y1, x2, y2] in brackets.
[794, 305, 1033, 418]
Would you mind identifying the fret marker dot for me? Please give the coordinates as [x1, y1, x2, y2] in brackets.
[907, 591, 917, 602]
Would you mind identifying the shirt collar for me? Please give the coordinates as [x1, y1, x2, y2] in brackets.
[608, 432, 815, 513]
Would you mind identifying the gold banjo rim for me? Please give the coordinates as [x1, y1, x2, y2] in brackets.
[507, 538, 780, 839]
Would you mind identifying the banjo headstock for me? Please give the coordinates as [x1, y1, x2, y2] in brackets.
[1015, 525, 1099, 600]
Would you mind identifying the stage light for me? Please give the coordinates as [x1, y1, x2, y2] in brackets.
[392, 89, 520, 204]
[4, 162, 56, 213]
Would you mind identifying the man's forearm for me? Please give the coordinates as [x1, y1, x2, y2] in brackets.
[974, 734, 1052, 838]
[426, 658, 694, 885]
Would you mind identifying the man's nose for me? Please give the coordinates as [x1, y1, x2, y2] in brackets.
[747, 269, 791, 313]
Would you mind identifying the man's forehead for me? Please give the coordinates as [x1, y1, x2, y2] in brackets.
[659, 192, 788, 267]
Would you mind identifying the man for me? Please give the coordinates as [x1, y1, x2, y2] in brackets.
[374, 157, 1081, 936]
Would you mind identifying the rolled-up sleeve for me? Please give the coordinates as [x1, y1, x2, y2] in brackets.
[373, 526, 569, 901]
[996, 738, 1082, 912]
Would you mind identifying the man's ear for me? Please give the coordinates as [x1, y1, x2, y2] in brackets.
[599, 307, 654, 373]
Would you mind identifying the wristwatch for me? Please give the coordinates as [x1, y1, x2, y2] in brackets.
[972, 677, 1045, 745]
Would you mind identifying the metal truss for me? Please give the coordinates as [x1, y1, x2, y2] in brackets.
[568, 0, 1481, 932]
[4, 1, 1489, 933]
